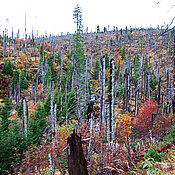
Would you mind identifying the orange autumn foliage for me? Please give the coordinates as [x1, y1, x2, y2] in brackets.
[21, 54, 25, 63]
[105, 68, 110, 80]
[55, 44, 60, 51]
[38, 83, 42, 91]
[115, 113, 135, 142]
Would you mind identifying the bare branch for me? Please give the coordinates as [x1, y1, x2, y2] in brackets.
[158, 17, 175, 37]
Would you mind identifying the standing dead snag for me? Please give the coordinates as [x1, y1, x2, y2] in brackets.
[109, 58, 115, 142]
[67, 130, 88, 175]
[100, 55, 105, 124]
[173, 34, 175, 114]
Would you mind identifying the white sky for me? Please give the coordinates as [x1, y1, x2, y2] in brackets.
[0, 0, 174, 38]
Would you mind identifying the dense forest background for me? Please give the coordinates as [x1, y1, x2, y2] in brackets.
[0, 4, 175, 175]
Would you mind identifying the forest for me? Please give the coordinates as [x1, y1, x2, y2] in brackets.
[0, 4, 175, 175]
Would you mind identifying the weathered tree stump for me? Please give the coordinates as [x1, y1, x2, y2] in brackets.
[67, 130, 88, 175]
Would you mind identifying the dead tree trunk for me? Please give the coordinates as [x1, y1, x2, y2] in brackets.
[18, 72, 20, 102]
[173, 34, 175, 114]
[50, 80, 55, 134]
[167, 70, 170, 114]
[100, 55, 105, 124]
[3, 31, 5, 59]
[64, 68, 68, 125]
[157, 77, 161, 105]
[59, 47, 64, 115]
[22, 96, 27, 139]
[67, 130, 88, 175]
[109, 58, 115, 142]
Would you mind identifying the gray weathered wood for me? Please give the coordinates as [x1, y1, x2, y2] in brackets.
[109, 58, 115, 142]
[50, 81, 54, 133]
[22, 96, 27, 138]
[100, 55, 105, 124]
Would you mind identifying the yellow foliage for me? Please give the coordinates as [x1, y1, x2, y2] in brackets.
[63, 54, 68, 61]
[21, 54, 25, 63]
[115, 113, 135, 141]
[116, 56, 123, 70]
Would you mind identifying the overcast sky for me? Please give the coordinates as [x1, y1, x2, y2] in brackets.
[0, 0, 174, 38]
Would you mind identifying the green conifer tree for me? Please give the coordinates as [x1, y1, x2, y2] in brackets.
[27, 101, 47, 145]
[11, 70, 19, 88]
[72, 4, 84, 69]
[2, 60, 13, 76]
[0, 97, 12, 132]
[43, 91, 51, 116]
[44, 67, 52, 86]
[105, 53, 109, 69]
[0, 97, 26, 174]
[121, 47, 126, 59]
[47, 55, 54, 68]
[20, 71, 29, 90]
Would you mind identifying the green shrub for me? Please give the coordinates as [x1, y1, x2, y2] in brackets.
[137, 158, 165, 175]
[170, 124, 175, 141]
[144, 143, 164, 162]
[2, 60, 13, 76]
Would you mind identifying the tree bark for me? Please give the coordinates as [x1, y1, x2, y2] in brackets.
[167, 70, 170, 114]
[50, 81, 55, 134]
[158, 77, 161, 105]
[22, 96, 27, 139]
[100, 55, 105, 124]
[106, 103, 110, 142]
[18, 72, 20, 102]
[173, 34, 175, 114]
[109, 58, 115, 142]
[67, 130, 88, 175]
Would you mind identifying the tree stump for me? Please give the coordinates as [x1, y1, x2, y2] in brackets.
[67, 130, 88, 175]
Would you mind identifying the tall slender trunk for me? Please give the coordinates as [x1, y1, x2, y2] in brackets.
[48, 153, 53, 175]
[54, 103, 57, 135]
[9, 84, 12, 101]
[158, 77, 161, 105]
[167, 70, 170, 114]
[106, 103, 110, 142]
[59, 47, 63, 114]
[22, 96, 27, 139]
[50, 81, 55, 134]
[34, 88, 36, 105]
[76, 85, 81, 126]
[148, 74, 150, 100]
[71, 68, 74, 90]
[3, 31, 5, 59]
[14, 39, 16, 63]
[135, 88, 138, 116]
[18, 72, 20, 103]
[32, 79, 34, 101]
[84, 58, 88, 106]
[46, 71, 49, 93]
[65, 69, 68, 125]
[36, 75, 38, 91]
[173, 34, 175, 114]
[109, 59, 115, 142]
[88, 114, 94, 161]
[100, 55, 105, 124]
